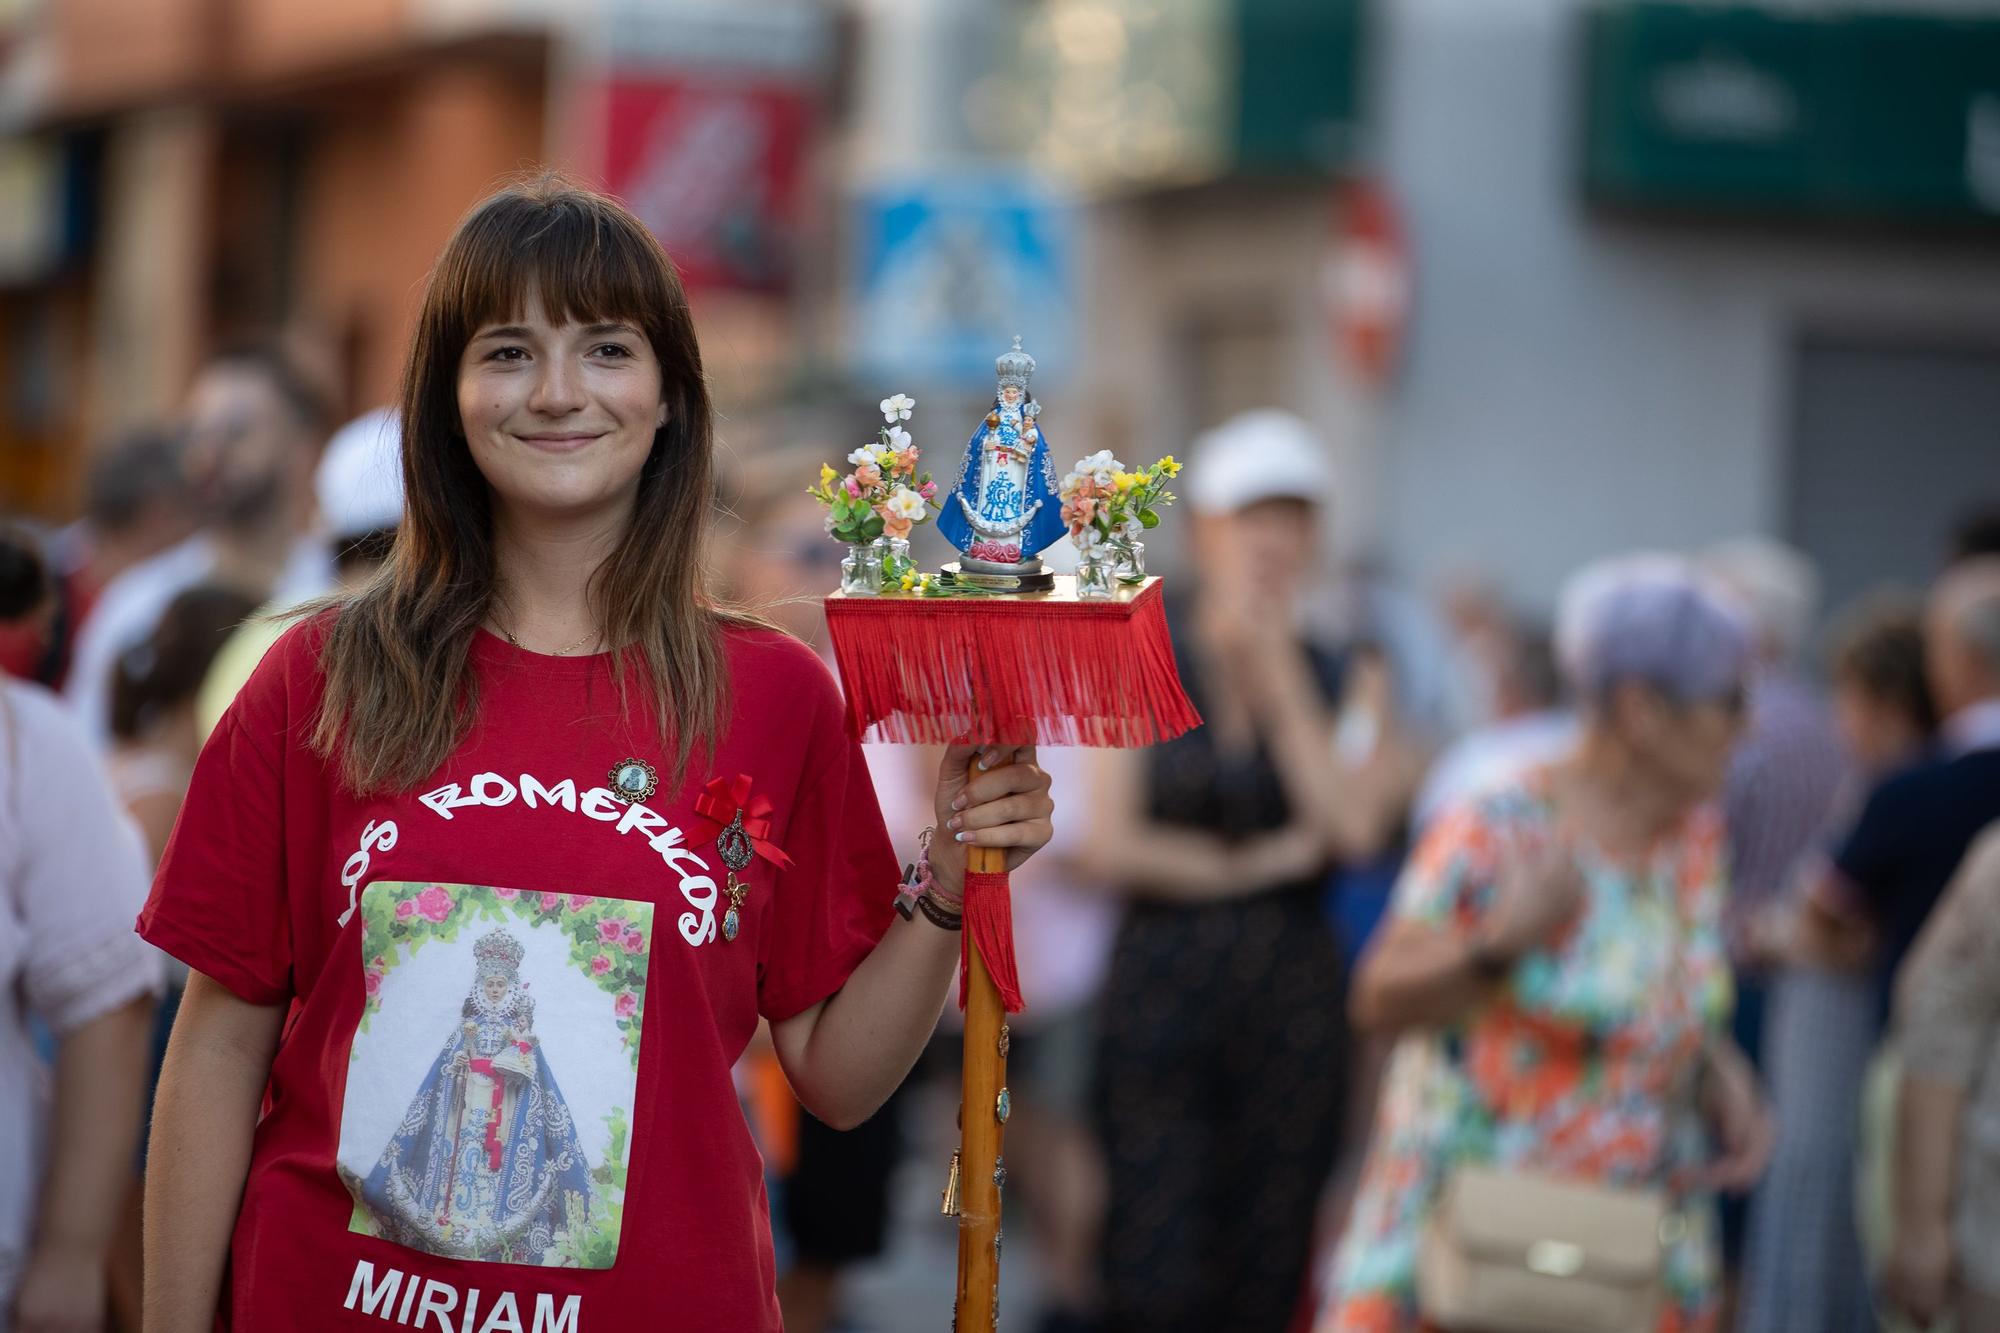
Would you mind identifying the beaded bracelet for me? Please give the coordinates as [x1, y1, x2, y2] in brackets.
[893, 831, 963, 929]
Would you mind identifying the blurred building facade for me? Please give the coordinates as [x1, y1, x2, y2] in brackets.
[0, 0, 1997, 618]
[1373, 0, 2000, 612]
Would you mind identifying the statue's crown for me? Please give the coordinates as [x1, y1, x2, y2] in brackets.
[996, 336, 1036, 390]
[473, 928, 525, 977]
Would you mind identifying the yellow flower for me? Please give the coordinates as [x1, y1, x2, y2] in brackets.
[878, 450, 899, 470]
[820, 462, 838, 486]
[1155, 455, 1181, 477]
[900, 569, 918, 592]
[1114, 472, 1139, 493]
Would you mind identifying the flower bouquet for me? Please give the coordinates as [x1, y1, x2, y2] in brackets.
[1058, 452, 1181, 596]
[809, 393, 940, 594]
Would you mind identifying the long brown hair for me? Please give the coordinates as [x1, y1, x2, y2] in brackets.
[315, 174, 742, 793]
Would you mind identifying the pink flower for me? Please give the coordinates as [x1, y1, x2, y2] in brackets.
[540, 892, 562, 912]
[881, 512, 913, 540]
[416, 884, 454, 923]
[919, 481, 938, 500]
[494, 886, 518, 899]
[363, 970, 382, 997]
[842, 475, 862, 498]
[590, 954, 613, 976]
[854, 464, 882, 491]
[394, 900, 415, 920]
[614, 992, 637, 1018]
[598, 919, 627, 943]
[568, 895, 595, 911]
[894, 447, 921, 476]
[622, 928, 645, 954]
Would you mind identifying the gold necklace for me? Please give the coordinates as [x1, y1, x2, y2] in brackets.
[499, 624, 597, 656]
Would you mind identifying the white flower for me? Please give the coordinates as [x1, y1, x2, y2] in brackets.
[884, 487, 927, 522]
[1071, 524, 1105, 551]
[1076, 449, 1122, 488]
[880, 393, 916, 423]
[886, 425, 912, 451]
[847, 447, 876, 467]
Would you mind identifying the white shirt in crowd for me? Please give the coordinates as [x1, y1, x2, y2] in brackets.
[0, 679, 161, 1309]
[63, 532, 332, 746]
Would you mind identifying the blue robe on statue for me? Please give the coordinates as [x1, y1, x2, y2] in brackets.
[352, 993, 593, 1266]
[937, 405, 1067, 562]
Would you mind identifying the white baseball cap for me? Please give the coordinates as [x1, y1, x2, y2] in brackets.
[315, 408, 404, 539]
[1185, 410, 1336, 514]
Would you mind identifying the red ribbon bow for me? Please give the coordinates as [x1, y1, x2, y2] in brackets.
[690, 774, 794, 870]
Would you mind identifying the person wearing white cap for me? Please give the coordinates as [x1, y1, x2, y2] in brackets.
[193, 408, 404, 738]
[1081, 409, 1414, 1332]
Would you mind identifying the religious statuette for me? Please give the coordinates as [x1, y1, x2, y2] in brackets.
[936, 337, 1064, 592]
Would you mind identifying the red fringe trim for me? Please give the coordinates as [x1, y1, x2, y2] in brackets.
[960, 870, 1024, 1013]
[822, 579, 1201, 748]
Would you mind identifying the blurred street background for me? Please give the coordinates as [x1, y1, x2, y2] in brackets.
[4, 0, 2000, 1331]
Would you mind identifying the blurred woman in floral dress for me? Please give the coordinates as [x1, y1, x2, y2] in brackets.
[1320, 559, 1772, 1333]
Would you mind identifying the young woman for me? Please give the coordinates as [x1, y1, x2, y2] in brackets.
[139, 177, 1054, 1331]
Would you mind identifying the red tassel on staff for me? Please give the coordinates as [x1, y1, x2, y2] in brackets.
[959, 871, 1023, 1013]
[823, 577, 1199, 748]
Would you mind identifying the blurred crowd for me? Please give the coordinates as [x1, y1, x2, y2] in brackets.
[5, 343, 2000, 1333]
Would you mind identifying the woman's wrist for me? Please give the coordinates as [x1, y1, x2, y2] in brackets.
[928, 839, 967, 902]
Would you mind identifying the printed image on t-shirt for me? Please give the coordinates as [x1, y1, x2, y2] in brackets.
[336, 882, 653, 1270]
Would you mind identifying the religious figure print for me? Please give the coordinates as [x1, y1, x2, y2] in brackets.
[337, 883, 653, 1269]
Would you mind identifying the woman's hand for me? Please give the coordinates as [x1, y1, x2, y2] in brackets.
[1475, 830, 1586, 965]
[1883, 1216, 1956, 1328]
[930, 743, 1056, 890]
[1687, 1039, 1773, 1195]
[13, 1239, 108, 1333]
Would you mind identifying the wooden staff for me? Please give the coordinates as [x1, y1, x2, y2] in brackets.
[954, 824, 1009, 1329]
[822, 577, 1200, 1328]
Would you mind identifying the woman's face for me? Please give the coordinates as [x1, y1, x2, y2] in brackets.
[481, 973, 510, 1005]
[1613, 679, 1746, 805]
[458, 289, 667, 527]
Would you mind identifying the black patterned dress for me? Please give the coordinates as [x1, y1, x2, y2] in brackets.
[1093, 626, 1350, 1333]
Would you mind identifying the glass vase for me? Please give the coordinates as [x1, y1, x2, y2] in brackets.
[1076, 547, 1116, 600]
[840, 540, 885, 596]
[1114, 538, 1147, 582]
[885, 536, 914, 586]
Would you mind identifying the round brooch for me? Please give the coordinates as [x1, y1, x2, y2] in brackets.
[608, 758, 658, 804]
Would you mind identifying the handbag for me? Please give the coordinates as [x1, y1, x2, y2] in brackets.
[1416, 1162, 1674, 1333]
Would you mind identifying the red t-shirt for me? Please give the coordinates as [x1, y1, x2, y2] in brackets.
[138, 616, 898, 1332]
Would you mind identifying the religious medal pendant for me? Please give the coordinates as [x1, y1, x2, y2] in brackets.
[722, 874, 749, 941]
[717, 810, 755, 942]
[609, 758, 658, 804]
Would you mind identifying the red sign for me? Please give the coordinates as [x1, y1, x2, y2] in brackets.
[595, 78, 814, 291]
[1322, 178, 1410, 389]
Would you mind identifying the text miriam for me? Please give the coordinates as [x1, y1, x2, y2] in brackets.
[343, 1260, 581, 1333]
